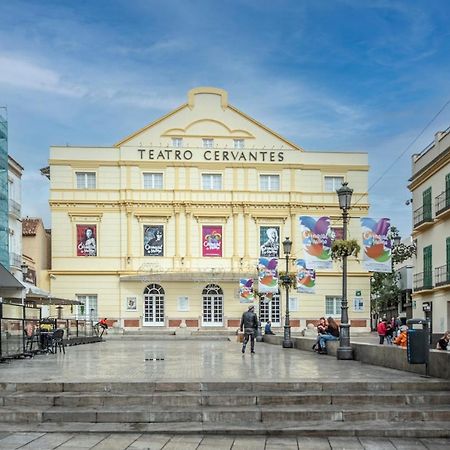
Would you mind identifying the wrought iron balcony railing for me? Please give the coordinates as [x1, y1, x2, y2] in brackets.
[435, 265, 450, 287]
[413, 271, 433, 292]
[435, 188, 450, 216]
[413, 205, 433, 228]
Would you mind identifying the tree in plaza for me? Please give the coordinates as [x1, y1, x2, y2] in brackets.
[370, 226, 416, 321]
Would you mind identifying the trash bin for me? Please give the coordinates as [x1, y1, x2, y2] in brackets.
[406, 319, 429, 365]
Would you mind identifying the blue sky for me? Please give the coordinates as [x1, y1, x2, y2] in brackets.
[1, 0, 450, 236]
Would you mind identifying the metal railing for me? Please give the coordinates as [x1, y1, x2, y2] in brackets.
[435, 189, 450, 216]
[435, 265, 450, 287]
[0, 301, 97, 360]
[413, 271, 433, 292]
[413, 205, 433, 228]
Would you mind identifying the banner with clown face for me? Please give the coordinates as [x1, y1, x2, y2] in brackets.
[257, 257, 279, 294]
[361, 217, 392, 273]
[239, 278, 255, 303]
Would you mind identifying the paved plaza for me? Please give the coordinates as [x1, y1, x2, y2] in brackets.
[0, 338, 437, 383]
[0, 340, 449, 449]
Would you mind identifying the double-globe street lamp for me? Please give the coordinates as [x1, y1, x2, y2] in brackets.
[282, 237, 294, 348]
[336, 182, 354, 360]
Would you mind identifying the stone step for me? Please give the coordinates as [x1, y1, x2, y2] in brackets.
[3, 380, 450, 393]
[1, 404, 449, 423]
[3, 391, 450, 407]
[0, 420, 449, 438]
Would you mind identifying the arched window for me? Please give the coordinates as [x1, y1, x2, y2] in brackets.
[202, 284, 223, 326]
[143, 284, 165, 326]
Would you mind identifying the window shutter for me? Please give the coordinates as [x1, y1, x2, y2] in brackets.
[423, 245, 432, 288]
[423, 188, 432, 220]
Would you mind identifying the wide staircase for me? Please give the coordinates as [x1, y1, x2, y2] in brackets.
[1, 380, 450, 437]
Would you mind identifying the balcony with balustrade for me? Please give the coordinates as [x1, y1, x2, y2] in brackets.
[435, 264, 450, 288]
[413, 271, 433, 292]
[413, 205, 433, 230]
[435, 188, 450, 219]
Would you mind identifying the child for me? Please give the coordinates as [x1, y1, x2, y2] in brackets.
[394, 325, 408, 348]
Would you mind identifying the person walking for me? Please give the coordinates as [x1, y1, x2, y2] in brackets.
[377, 318, 387, 344]
[240, 305, 258, 354]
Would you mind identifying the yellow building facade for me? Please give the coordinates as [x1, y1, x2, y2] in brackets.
[48, 87, 370, 331]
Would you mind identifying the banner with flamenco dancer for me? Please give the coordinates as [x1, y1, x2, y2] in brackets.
[295, 259, 316, 294]
[239, 278, 255, 303]
[361, 217, 392, 273]
[257, 257, 279, 294]
[299, 216, 333, 269]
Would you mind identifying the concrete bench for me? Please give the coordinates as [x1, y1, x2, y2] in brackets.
[263, 334, 450, 379]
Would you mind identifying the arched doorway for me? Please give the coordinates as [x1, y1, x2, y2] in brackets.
[143, 284, 165, 326]
[259, 292, 281, 327]
[202, 284, 224, 326]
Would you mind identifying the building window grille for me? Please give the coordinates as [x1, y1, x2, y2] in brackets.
[260, 174, 280, 191]
[324, 176, 344, 192]
[325, 295, 342, 316]
[76, 294, 98, 320]
[172, 138, 183, 148]
[76, 172, 96, 189]
[202, 173, 222, 190]
[143, 173, 163, 189]
[203, 138, 214, 148]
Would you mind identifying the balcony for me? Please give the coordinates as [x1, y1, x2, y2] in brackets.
[435, 265, 450, 288]
[8, 199, 21, 217]
[435, 189, 450, 218]
[413, 271, 433, 292]
[413, 205, 433, 229]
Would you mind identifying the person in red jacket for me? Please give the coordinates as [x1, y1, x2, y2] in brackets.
[377, 318, 387, 345]
[98, 318, 108, 337]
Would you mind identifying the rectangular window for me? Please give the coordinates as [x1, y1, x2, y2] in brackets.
[172, 138, 183, 148]
[76, 294, 98, 320]
[325, 296, 342, 316]
[324, 176, 344, 192]
[260, 174, 280, 191]
[446, 173, 450, 207]
[76, 172, 96, 189]
[423, 245, 433, 289]
[202, 173, 222, 190]
[143, 173, 163, 189]
[203, 138, 214, 148]
[446, 237, 450, 278]
[423, 187, 432, 220]
[234, 139, 245, 149]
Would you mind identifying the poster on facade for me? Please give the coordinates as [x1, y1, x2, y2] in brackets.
[202, 226, 222, 257]
[76, 224, 97, 256]
[331, 227, 344, 241]
[259, 226, 280, 257]
[239, 278, 255, 303]
[143, 225, 164, 256]
[257, 257, 279, 294]
[361, 217, 391, 273]
[299, 216, 332, 269]
[295, 259, 316, 294]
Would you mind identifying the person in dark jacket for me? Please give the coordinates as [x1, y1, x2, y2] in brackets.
[240, 305, 258, 354]
[317, 317, 340, 354]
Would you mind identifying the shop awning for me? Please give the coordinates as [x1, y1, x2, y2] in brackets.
[20, 280, 51, 298]
[0, 263, 25, 297]
[19, 281, 82, 305]
[33, 297, 82, 306]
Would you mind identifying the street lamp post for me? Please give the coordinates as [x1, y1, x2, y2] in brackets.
[20, 262, 28, 282]
[282, 237, 293, 348]
[336, 182, 354, 360]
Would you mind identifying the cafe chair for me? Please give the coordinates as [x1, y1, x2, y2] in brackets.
[50, 328, 66, 354]
[23, 329, 40, 356]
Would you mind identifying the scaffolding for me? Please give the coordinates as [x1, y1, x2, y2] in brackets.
[0, 107, 9, 269]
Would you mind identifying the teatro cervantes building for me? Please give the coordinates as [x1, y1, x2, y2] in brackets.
[48, 87, 370, 332]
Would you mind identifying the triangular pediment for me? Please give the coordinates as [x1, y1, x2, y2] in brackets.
[115, 87, 302, 151]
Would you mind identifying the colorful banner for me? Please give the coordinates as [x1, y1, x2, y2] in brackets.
[143, 225, 164, 256]
[299, 216, 332, 269]
[76, 225, 97, 256]
[257, 257, 279, 294]
[202, 226, 223, 257]
[239, 278, 255, 303]
[295, 259, 316, 294]
[361, 217, 392, 273]
[259, 226, 280, 257]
